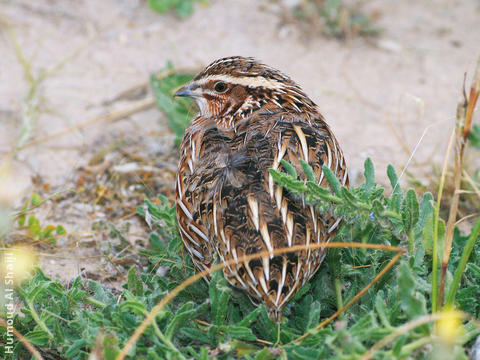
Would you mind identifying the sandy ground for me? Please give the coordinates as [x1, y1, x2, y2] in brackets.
[1, 0, 479, 282]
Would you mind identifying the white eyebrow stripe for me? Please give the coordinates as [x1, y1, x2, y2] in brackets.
[197, 74, 286, 90]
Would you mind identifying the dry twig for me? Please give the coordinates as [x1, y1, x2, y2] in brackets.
[438, 57, 480, 307]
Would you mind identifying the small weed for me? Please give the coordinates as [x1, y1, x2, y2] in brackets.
[14, 192, 67, 244]
[148, 0, 208, 18]
[5, 22, 83, 150]
[281, 0, 381, 39]
[150, 63, 197, 145]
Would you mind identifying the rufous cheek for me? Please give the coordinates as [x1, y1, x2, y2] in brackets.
[230, 84, 248, 103]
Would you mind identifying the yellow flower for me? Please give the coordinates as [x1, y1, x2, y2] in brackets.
[1, 247, 36, 285]
[436, 308, 463, 343]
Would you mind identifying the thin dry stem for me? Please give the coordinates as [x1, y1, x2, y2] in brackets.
[396, 123, 435, 186]
[454, 213, 479, 226]
[463, 167, 480, 203]
[362, 311, 480, 359]
[291, 251, 403, 344]
[432, 128, 456, 313]
[361, 313, 444, 360]
[439, 57, 480, 307]
[464, 57, 480, 139]
[116, 242, 404, 360]
[439, 127, 463, 306]
[0, 318, 44, 360]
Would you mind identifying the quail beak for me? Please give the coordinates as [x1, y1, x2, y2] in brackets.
[173, 82, 201, 98]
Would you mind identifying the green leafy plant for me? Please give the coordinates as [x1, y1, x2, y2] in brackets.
[271, 158, 431, 256]
[148, 0, 207, 19]
[150, 63, 197, 145]
[469, 124, 480, 150]
[4, 157, 480, 359]
[15, 192, 66, 243]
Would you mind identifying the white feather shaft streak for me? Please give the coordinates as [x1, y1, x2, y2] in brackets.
[293, 125, 309, 163]
[310, 206, 317, 233]
[269, 140, 287, 198]
[260, 223, 274, 258]
[189, 223, 209, 242]
[275, 186, 283, 211]
[342, 168, 348, 186]
[325, 142, 332, 170]
[244, 260, 258, 285]
[177, 199, 193, 220]
[262, 256, 270, 281]
[276, 258, 287, 305]
[176, 175, 183, 200]
[213, 201, 218, 235]
[286, 213, 294, 247]
[179, 226, 201, 248]
[247, 196, 260, 231]
[259, 275, 269, 294]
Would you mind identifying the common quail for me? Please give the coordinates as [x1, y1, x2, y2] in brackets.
[174, 56, 348, 320]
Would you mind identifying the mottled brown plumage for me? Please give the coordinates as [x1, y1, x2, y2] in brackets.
[174, 56, 348, 320]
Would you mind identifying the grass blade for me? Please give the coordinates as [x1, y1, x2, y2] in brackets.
[445, 217, 480, 307]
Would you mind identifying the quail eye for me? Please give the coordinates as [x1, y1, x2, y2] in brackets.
[213, 81, 228, 93]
